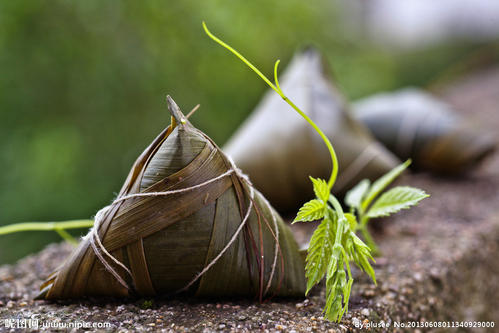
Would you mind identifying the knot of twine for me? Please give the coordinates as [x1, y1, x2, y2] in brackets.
[87, 157, 278, 295]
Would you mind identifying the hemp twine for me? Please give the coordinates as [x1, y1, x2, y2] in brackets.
[87, 158, 279, 296]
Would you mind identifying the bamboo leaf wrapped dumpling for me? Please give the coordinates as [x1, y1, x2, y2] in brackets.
[223, 48, 400, 213]
[352, 88, 497, 173]
[37, 96, 305, 300]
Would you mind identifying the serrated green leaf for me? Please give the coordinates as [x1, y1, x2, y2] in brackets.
[310, 176, 330, 203]
[350, 233, 376, 284]
[361, 159, 411, 211]
[367, 186, 429, 218]
[305, 217, 335, 294]
[293, 199, 326, 223]
[345, 179, 370, 210]
[344, 238, 354, 258]
[359, 255, 376, 284]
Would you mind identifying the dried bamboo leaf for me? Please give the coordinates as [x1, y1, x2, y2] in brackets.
[353, 88, 497, 173]
[223, 48, 400, 213]
[37, 96, 305, 300]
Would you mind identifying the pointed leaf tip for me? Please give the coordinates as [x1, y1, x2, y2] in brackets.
[309, 177, 329, 203]
[166, 95, 187, 125]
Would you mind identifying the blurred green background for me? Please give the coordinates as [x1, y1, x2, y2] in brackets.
[0, 0, 494, 263]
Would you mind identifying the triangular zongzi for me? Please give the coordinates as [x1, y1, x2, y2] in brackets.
[223, 48, 400, 213]
[37, 96, 305, 300]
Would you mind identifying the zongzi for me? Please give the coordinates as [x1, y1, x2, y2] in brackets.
[352, 88, 497, 173]
[37, 96, 305, 300]
[223, 48, 400, 213]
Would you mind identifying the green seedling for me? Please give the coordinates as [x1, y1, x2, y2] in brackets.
[203, 22, 428, 322]
[0, 219, 94, 245]
[345, 160, 428, 255]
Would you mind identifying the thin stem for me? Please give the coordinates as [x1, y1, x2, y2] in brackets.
[329, 195, 347, 246]
[340, 247, 352, 280]
[203, 21, 339, 190]
[360, 215, 369, 228]
[274, 60, 281, 92]
[282, 97, 339, 189]
[203, 22, 277, 93]
[0, 220, 94, 235]
[55, 228, 78, 245]
[357, 211, 380, 255]
[328, 195, 344, 217]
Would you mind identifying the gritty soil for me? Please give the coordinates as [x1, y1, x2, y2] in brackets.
[1, 68, 499, 332]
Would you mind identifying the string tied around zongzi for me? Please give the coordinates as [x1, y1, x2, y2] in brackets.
[86, 157, 280, 296]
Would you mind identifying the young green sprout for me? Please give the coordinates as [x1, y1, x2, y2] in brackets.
[203, 22, 428, 322]
[0, 219, 94, 245]
[344, 160, 429, 255]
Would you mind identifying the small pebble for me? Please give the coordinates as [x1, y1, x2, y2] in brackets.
[362, 289, 376, 297]
[361, 308, 370, 316]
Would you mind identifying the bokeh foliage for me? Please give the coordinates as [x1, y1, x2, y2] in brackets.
[0, 0, 482, 263]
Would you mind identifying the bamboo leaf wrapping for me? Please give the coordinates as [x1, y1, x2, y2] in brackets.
[37, 97, 305, 300]
[353, 88, 497, 173]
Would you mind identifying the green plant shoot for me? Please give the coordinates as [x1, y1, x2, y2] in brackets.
[345, 160, 429, 255]
[0, 220, 94, 245]
[203, 22, 428, 322]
